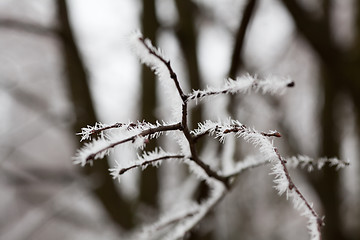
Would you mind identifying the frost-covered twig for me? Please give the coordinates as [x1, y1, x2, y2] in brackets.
[225, 154, 349, 179]
[286, 155, 349, 171]
[73, 122, 182, 166]
[77, 121, 174, 142]
[273, 148, 324, 240]
[131, 31, 231, 187]
[109, 148, 185, 181]
[77, 121, 165, 141]
[74, 31, 347, 240]
[193, 118, 324, 240]
[187, 74, 294, 103]
[131, 30, 186, 102]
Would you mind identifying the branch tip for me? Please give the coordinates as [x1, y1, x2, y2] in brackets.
[287, 81, 295, 87]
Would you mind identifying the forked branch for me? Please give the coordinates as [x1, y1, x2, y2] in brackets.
[73, 31, 348, 240]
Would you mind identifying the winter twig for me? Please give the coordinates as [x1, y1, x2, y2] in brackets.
[73, 31, 348, 240]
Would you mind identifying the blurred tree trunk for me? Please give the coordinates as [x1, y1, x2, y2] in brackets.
[56, 0, 134, 229]
[315, 70, 343, 240]
[280, 1, 360, 239]
[138, 0, 160, 209]
[348, 1, 360, 237]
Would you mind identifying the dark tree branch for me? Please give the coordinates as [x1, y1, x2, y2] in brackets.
[0, 18, 57, 37]
[138, 37, 187, 101]
[228, 0, 258, 78]
[115, 155, 185, 176]
[280, 0, 343, 71]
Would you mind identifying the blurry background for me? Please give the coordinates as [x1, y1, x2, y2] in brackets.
[0, 0, 359, 239]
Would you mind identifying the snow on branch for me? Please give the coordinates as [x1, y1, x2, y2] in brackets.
[187, 74, 294, 103]
[73, 122, 182, 166]
[224, 154, 350, 179]
[129, 30, 169, 74]
[77, 120, 175, 142]
[192, 118, 324, 240]
[129, 30, 186, 101]
[192, 119, 281, 160]
[286, 155, 349, 171]
[272, 149, 324, 240]
[109, 148, 185, 182]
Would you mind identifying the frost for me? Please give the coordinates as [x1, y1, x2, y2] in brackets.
[129, 30, 169, 79]
[74, 121, 180, 166]
[187, 74, 294, 103]
[271, 161, 289, 196]
[286, 155, 349, 171]
[192, 118, 278, 162]
[109, 148, 184, 182]
[77, 122, 111, 141]
[73, 137, 111, 166]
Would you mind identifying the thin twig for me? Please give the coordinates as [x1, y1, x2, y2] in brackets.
[82, 122, 145, 138]
[274, 148, 324, 236]
[117, 155, 185, 175]
[138, 37, 231, 188]
[138, 37, 187, 102]
[85, 122, 182, 163]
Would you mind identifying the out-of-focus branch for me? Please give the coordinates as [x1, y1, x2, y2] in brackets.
[0, 81, 65, 124]
[354, 1, 360, 57]
[228, 0, 258, 79]
[280, 0, 343, 72]
[322, 0, 332, 22]
[0, 18, 57, 37]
